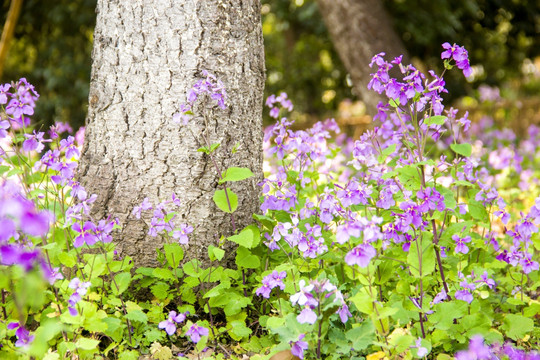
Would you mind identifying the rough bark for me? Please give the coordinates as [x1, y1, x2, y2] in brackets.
[78, 0, 265, 267]
[316, 0, 408, 117]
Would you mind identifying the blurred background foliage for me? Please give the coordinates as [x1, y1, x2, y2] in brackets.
[1, 0, 539, 130]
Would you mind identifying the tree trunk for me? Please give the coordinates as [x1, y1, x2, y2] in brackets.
[78, 0, 265, 267]
[316, 0, 408, 117]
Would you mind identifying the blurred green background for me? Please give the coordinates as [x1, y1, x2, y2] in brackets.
[1, 0, 539, 131]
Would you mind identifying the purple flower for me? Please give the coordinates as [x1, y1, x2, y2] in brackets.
[432, 290, 448, 304]
[290, 280, 317, 307]
[22, 131, 50, 153]
[186, 324, 209, 343]
[337, 304, 352, 323]
[68, 277, 91, 316]
[453, 234, 471, 254]
[477, 271, 496, 289]
[297, 307, 317, 324]
[0, 244, 41, 271]
[456, 336, 492, 360]
[158, 311, 187, 336]
[133, 197, 153, 219]
[520, 253, 539, 274]
[455, 290, 473, 304]
[7, 322, 34, 348]
[290, 334, 308, 359]
[412, 338, 428, 357]
[345, 243, 376, 268]
[0, 83, 11, 104]
[95, 218, 117, 243]
[172, 224, 193, 244]
[72, 221, 98, 248]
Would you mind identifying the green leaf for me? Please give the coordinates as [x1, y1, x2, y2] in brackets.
[152, 268, 175, 280]
[437, 186, 456, 210]
[229, 320, 252, 340]
[102, 317, 124, 342]
[208, 245, 225, 261]
[224, 296, 251, 316]
[396, 165, 421, 191]
[57, 252, 77, 267]
[28, 320, 64, 357]
[235, 246, 260, 269]
[227, 225, 260, 248]
[431, 301, 468, 330]
[468, 200, 489, 222]
[345, 321, 376, 351]
[0, 165, 10, 174]
[164, 243, 183, 268]
[213, 189, 238, 213]
[378, 144, 397, 162]
[502, 314, 534, 340]
[424, 115, 447, 126]
[450, 143, 472, 157]
[7, 168, 23, 177]
[126, 310, 148, 323]
[204, 281, 231, 299]
[112, 272, 131, 295]
[75, 338, 100, 350]
[253, 213, 275, 229]
[219, 167, 254, 183]
[407, 234, 435, 278]
[151, 282, 170, 300]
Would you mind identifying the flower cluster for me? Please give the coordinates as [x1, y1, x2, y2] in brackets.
[290, 279, 351, 325]
[132, 194, 193, 244]
[441, 42, 472, 77]
[68, 277, 91, 316]
[173, 70, 227, 125]
[266, 92, 293, 119]
[456, 335, 540, 360]
[255, 270, 286, 298]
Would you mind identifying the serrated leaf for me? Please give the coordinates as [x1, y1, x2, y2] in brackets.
[219, 167, 254, 183]
[227, 224, 260, 248]
[450, 143, 472, 157]
[213, 189, 238, 213]
[126, 310, 148, 323]
[152, 268, 175, 280]
[151, 282, 170, 300]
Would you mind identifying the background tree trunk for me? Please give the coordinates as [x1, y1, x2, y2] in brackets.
[78, 0, 265, 267]
[316, 0, 408, 117]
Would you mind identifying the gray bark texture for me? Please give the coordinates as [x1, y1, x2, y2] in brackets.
[316, 0, 408, 117]
[78, 0, 265, 267]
